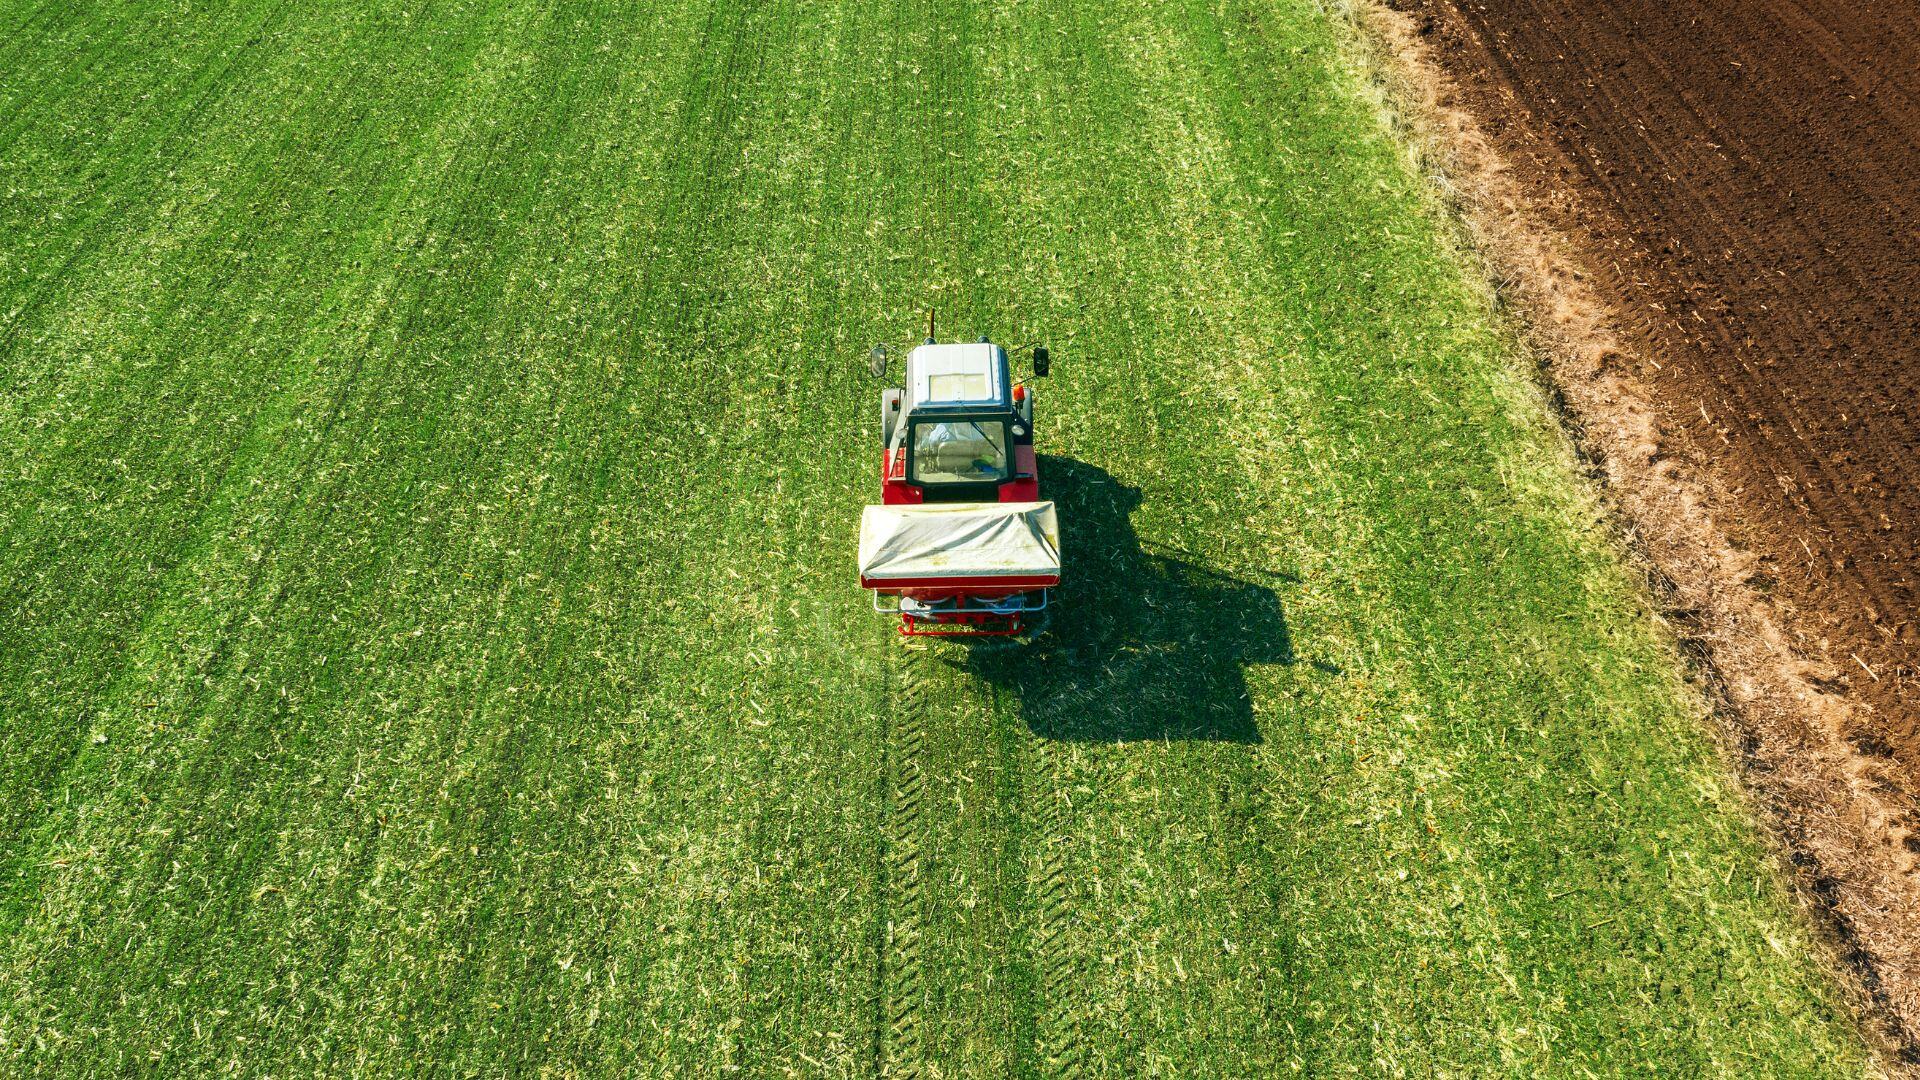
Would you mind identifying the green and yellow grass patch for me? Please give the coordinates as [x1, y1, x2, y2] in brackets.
[0, 0, 1866, 1073]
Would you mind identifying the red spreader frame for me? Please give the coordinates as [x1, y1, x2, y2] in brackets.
[862, 573, 1058, 637]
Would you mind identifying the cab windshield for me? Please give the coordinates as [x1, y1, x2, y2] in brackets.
[911, 419, 1010, 484]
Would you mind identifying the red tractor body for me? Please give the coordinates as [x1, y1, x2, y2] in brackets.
[858, 339, 1056, 636]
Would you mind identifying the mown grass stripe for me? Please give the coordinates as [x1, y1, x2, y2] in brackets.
[0, 0, 541, 951]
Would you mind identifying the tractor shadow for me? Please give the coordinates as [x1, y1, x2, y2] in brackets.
[961, 457, 1292, 744]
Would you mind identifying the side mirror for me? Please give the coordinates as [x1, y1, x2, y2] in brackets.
[869, 344, 890, 379]
[1032, 345, 1050, 378]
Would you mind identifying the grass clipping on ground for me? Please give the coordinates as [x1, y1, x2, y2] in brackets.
[0, 0, 1870, 1074]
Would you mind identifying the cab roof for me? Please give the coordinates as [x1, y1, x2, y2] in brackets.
[906, 342, 1011, 412]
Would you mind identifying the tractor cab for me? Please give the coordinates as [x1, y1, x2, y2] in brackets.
[879, 341, 1044, 504]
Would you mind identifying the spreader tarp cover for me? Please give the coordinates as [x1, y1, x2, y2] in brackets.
[858, 502, 1060, 584]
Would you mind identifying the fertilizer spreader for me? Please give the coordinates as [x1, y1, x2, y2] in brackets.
[858, 321, 1057, 637]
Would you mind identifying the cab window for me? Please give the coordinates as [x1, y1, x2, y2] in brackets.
[911, 420, 1009, 484]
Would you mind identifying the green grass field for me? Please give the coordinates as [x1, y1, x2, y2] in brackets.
[0, 0, 1872, 1074]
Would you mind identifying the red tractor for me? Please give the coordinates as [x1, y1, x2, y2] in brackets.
[858, 326, 1057, 637]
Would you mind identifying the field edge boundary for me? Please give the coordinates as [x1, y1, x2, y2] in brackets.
[1336, 0, 1920, 1067]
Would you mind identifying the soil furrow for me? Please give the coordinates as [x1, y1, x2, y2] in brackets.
[1393, 0, 1920, 1042]
[1424, 0, 1920, 735]
[1483, 0, 1919, 614]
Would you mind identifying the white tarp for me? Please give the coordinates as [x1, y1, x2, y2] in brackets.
[858, 502, 1060, 583]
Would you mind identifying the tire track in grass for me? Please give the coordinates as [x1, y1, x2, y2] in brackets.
[875, 639, 934, 1077]
[977, 0, 1283, 1069]
[0, 0, 526, 891]
[859, 23, 970, 1054]
[988, 688, 1043, 1078]
[0, 0, 532, 957]
[690, 0, 957, 1066]
[974, 0, 1373, 1069]
[12, 0, 717, 1049]
[0, 0, 71, 47]
[0, 0, 310, 358]
[0, 0, 543, 917]
[1022, 738, 1088, 1078]
[0, 4, 578, 1059]
[963, 5, 1127, 1070]
[424, 11, 800, 1068]
[250, 0, 784, 1066]
[876, 0, 1042, 1066]
[320, 0, 821, 1068]
[0, 0, 506, 776]
[950, 0, 1111, 1071]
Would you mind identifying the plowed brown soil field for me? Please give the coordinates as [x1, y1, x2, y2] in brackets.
[1411, 0, 1920, 787]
